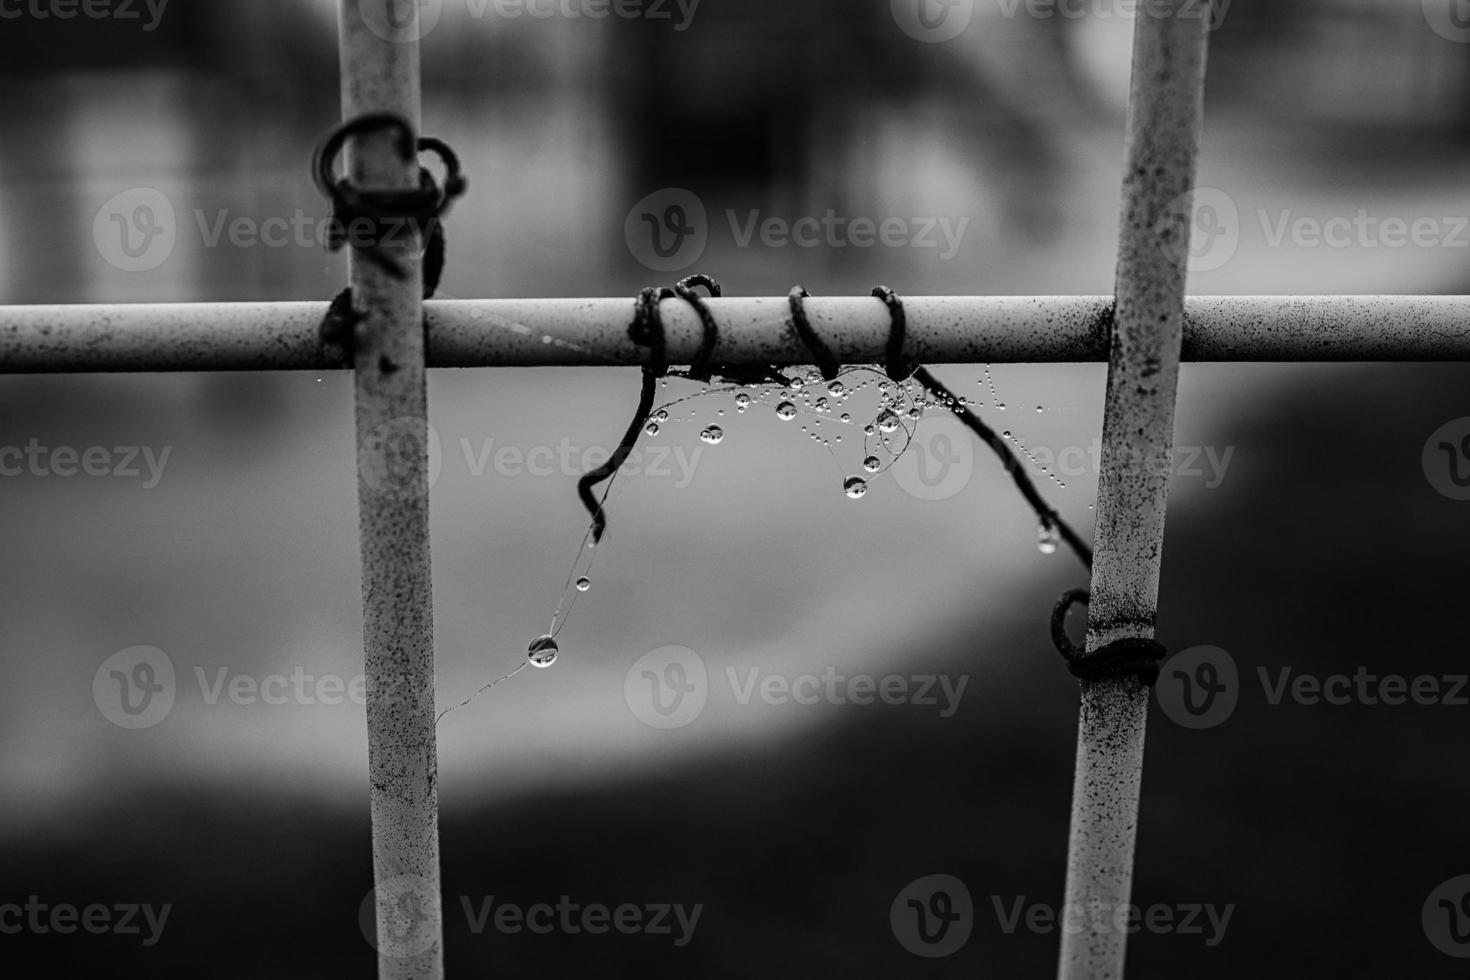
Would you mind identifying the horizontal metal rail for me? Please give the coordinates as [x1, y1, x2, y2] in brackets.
[2, 295, 1467, 373]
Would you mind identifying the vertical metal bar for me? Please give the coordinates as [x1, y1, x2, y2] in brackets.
[1057, 4, 1210, 980]
[337, 3, 443, 978]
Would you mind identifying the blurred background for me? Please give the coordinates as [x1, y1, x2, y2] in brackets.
[4, 0, 1470, 975]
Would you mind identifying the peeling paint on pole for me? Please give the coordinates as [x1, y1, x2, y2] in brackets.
[1058, 5, 1211, 980]
[337, 2, 444, 979]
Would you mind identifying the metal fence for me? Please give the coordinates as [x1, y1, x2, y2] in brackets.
[0, 2, 1455, 978]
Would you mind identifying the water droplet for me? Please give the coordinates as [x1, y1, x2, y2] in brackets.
[1002, 430, 1012, 439]
[997, 403, 1006, 411]
[776, 401, 798, 421]
[790, 377, 805, 390]
[527, 634, 559, 668]
[644, 422, 660, 437]
[655, 410, 669, 423]
[735, 393, 751, 413]
[575, 577, 590, 592]
[815, 397, 830, 413]
[864, 425, 876, 436]
[1036, 406, 1044, 414]
[700, 426, 725, 445]
[828, 380, 846, 396]
[907, 407, 922, 420]
[877, 410, 901, 433]
[1037, 524, 1059, 556]
[863, 456, 882, 473]
[844, 477, 869, 500]
[840, 413, 852, 423]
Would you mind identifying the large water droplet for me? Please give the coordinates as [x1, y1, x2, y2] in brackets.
[776, 401, 797, 421]
[828, 380, 846, 396]
[655, 410, 669, 423]
[814, 397, 830, 413]
[527, 634, 559, 668]
[575, 577, 590, 592]
[644, 422, 660, 437]
[877, 410, 901, 433]
[863, 456, 882, 473]
[700, 426, 725, 445]
[844, 477, 869, 500]
[1037, 524, 1059, 556]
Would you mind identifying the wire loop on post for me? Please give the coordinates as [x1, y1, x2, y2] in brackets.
[871, 285, 912, 382]
[675, 274, 722, 381]
[1050, 589, 1167, 686]
[788, 286, 842, 381]
[312, 112, 466, 283]
[313, 114, 468, 358]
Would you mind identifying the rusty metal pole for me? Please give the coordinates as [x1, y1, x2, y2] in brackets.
[7, 296, 1470, 371]
[1057, 4, 1211, 979]
[337, 2, 443, 978]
